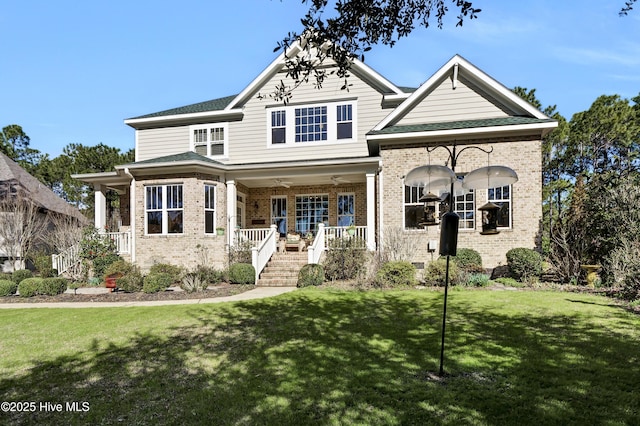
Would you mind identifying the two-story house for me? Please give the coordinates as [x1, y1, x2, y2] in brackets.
[75, 47, 556, 280]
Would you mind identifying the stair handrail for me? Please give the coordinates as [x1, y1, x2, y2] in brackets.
[307, 224, 325, 264]
[251, 225, 278, 283]
[51, 244, 80, 275]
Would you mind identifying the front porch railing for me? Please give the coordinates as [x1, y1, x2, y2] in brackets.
[235, 228, 271, 244]
[251, 225, 278, 283]
[105, 231, 131, 254]
[323, 226, 368, 248]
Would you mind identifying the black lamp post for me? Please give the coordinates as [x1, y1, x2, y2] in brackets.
[405, 143, 518, 376]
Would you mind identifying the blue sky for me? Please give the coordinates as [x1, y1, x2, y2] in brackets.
[1, 0, 639, 158]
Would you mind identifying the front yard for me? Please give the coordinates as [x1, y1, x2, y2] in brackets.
[0, 289, 638, 425]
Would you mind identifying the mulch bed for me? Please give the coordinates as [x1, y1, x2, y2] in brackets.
[0, 284, 255, 304]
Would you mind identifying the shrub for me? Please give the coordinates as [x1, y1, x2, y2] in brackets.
[39, 277, 68, 295]
[375, 261, 417, 288]
[116, 271, 143, 293]
[104, 260, 137, 278]
[29, 251, 52, 273]
[506, 248, 542, 281]
[38, 268, 58, 278]
[181, 272, 209, 293]
[18, 278, 43, 297]
[194, 265, 225, 284]
[12, 269, 33, 284]
[424, 258, 459, 286]
[449, 248, 483, 272]
[149, 263, 183, 284]
[465, 273, 491, 287]
[143, 272, 173, 294]
[323, 236, 368, 281]
[297, 264, 325, 287]
[228, 263, 255, 285]
[0, 280, 18, 296]
[79, 227, 120, 279]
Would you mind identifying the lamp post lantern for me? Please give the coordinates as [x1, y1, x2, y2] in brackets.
[405, 143, 518, 376]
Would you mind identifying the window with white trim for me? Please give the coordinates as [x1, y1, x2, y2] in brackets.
[267, 101, 356, 145]
[146, 184, 183, 235]
[190, 124, 228, 157]
[271, 196, 287, 237]
[204, 184, 216, 234]
[337, 193, 355, 226]
[488, 185, 512, 228]
[336, 104, 353, 139]
[403, 180, 475, 230]
[295, 194, 328, 234]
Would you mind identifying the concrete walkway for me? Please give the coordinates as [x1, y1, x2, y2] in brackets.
[0, 286, 298, 309]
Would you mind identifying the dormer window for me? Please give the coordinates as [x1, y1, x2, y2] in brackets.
[267, 100, 356, 146]
[190, 124, 228, 158]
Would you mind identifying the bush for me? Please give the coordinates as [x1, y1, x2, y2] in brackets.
[0, 280, 18, 296]
[18, 278, 43, 297]
[38, 268, 58, 278]
[149, 263, 183, 284]
[375, 261, 417, 288]
[449, 248, 483, 271]
[12, 269, 33, 284]
[107, 261, 143, 292]
[297, 264, 325, 288]
[39, 277, 68, 295]
[143, 272, 173, 294]
[194, 265, 225, 284]
[29, 251, 52, 273]
[424, 258, 459, 286]
[104, 260, 137, 278]
[92, 253, 121, 280]
[181, 272, 209, 293]
[228, 263, 255, 285]
[506, 248, 542, 281]
[323, 237, 368, 281]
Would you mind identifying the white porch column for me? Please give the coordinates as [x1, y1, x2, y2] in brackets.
[366, 172, 377, 251]
[226, 179, 237, 247]
[94, 184, 107, 230]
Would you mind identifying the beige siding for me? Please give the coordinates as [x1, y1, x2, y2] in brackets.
[396, 77, 511, 126]
[228, 72, 388, 164]
[136, 126, 190, 162]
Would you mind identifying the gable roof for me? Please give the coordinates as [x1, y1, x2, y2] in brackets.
[0, 152, 85, 221]
[125, 39, 412, 130]
[373, 54, 553, 131]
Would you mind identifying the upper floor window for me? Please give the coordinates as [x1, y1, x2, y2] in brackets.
[267, 100, 356, 146]
[190, 124, 228, 158]
[488, 185, 512, 228]
[146, 184, 183, 235]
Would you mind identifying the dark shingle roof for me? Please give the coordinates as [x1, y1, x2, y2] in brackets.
[129, 151, 224, 166]
[130, 95, 237, 119]
[368, 116, 556, 135]
[0, 153, 85, 221]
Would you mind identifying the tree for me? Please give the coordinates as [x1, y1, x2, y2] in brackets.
[0, 181, 48, 271]
[270, 0, 480, 102]
[0, 125, 44, 176]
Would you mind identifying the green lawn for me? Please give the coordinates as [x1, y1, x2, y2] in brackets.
[1, 289, 638, 425]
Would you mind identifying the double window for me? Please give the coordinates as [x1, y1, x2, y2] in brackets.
[146, 184, 183, 235]
[268, 101, 356, 146]
[403, 182, 475, 230]
[190, 124, 228, 158]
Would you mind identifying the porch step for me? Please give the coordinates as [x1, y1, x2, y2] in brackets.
[258, 252, 308, 287]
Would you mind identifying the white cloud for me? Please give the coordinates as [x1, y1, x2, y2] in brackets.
[554, 46, 640, 67]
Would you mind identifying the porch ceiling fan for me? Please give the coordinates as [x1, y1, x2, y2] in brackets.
[271, 178, 292, 188]
[330, 176, 350, 185]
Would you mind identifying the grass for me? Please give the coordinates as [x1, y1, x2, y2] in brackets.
[0, 289, 639, 425]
